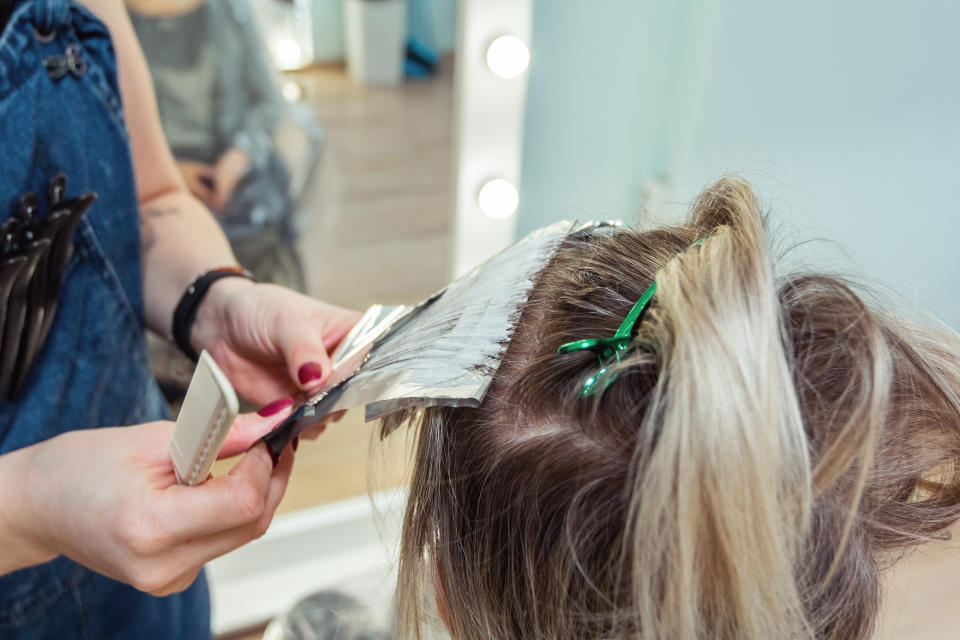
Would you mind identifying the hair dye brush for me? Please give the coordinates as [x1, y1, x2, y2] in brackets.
[260, 220, 617, 460]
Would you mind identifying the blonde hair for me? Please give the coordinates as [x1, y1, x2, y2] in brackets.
[388, 178, 960, 639]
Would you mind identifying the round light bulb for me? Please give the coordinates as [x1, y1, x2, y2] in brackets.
[486, 35, 530, 79]
[478, 179, 519, 219]
[281, 80, 303, 102]
[275, 38, 302, 69]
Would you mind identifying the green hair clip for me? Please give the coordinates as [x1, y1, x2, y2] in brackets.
[557, 236, 708, 398]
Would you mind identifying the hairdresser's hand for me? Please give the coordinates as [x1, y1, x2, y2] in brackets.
[209, 147, 251, 212]
[176, 159, 216, 207]
[0, 409, 295, 595]
[191, 279, 362, 405]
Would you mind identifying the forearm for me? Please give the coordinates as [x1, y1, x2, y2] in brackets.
[69, 0, 241, 337]
[139, 190, 239, 338]
[0, 444, 56, 575]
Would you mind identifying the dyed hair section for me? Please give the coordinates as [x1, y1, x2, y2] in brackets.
[388, 178, 960, 639]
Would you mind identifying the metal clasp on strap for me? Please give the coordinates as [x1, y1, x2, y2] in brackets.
[43, 43, 86, 81]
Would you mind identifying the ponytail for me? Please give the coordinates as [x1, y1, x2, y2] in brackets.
[623, 178, 815, 639]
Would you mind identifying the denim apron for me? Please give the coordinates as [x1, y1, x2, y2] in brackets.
[0, 0, 211, 637]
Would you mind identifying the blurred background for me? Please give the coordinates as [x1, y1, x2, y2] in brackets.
[128, 0, 960, 637]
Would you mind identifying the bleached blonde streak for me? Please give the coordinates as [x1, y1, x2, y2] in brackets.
[625, 180, 816, 639]
[387, 177, 960, 640]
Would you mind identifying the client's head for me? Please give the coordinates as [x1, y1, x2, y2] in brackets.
[390, 177, 960, 639]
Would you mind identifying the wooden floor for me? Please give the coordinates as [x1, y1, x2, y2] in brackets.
[293, 65, 454, 311]
[217, 64, 960, 640]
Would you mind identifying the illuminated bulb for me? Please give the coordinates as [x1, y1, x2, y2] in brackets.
[486, 35, 530, 79]
[281, 80, 303, 102]
[478, 179, 519, 219]
[275, 38, 302, 69]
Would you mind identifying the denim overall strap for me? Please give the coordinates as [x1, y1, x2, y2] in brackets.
[0, 1, 211, 638]
[31, 0, 71, 34]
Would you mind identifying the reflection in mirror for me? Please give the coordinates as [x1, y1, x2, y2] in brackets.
[128, 0, 315, 292]
[128, 0, 456, 518]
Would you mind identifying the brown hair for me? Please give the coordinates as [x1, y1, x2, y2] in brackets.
[388, 178, 960, 639]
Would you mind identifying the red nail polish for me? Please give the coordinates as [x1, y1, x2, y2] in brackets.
[298, 362, 325, 385]
[258, 397, 294, 417]
[292, 437, 299, 452]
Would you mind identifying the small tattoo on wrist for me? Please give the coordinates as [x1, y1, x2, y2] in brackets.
[143, 206, 179, 219]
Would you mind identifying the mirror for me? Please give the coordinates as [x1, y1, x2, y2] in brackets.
[126, 0, 457, 518]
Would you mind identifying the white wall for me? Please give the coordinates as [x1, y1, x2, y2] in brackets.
[516, 0, 715, 234]
[682, 1, 960, 327]
[516, 1, 960, 327]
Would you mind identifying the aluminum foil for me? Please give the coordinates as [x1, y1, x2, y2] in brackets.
[261, 220, 618, 457]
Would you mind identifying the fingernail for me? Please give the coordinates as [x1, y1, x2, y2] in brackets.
[258, 397, 294, 417]
[298, 362, 325, 385]
[292, 437, 299, 452]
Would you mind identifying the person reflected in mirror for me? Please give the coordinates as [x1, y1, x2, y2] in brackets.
[128, 0, 311, 288]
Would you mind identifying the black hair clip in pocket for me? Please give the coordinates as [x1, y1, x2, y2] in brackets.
[0, 174, 96, 401]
